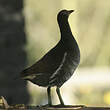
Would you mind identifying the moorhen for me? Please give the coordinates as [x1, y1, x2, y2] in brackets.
[20, 9, 80, 106]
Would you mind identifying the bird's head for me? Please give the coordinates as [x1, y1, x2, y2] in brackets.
[57, 9, 74, 21]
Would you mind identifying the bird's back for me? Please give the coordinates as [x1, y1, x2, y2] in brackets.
[21, 41, 66, 86]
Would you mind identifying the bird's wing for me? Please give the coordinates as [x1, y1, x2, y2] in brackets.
[21, 41, 66, 77]
[49, 51, 80, 87]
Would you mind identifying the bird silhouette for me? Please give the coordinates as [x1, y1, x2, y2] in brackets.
[20, 9, 80, 106]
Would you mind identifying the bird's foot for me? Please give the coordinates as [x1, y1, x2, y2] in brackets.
[41, 104, 53, 107]
[40, 104, 86, 108]
[71, 105, 86, 108]
[41, 104, 65, 108]
[49, 104, 65, 108]
[48, 104, 86, 108]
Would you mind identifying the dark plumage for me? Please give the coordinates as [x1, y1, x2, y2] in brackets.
[20, 9, 80, 106]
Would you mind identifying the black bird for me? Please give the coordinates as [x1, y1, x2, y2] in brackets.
[20, 9, 80, 106]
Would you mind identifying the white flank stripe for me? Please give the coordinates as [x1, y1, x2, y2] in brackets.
[50, 52, 67, 80]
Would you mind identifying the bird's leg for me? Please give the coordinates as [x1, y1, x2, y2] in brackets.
[56, 87, 64, 105]
[47, 86, 52, 106]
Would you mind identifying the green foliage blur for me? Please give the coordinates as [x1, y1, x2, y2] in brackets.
[23, 0, 110, 106]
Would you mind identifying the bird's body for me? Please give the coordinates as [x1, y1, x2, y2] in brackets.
[20, 9, 80, 106]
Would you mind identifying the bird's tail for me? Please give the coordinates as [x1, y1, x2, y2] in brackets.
[13, 68, 36, 80]
[20, 69, 37, 80]
[21, 74, 36, 80]
[13, 70, 27, 80]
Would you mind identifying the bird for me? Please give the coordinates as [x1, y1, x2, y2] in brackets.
[20, 9, 80, 106]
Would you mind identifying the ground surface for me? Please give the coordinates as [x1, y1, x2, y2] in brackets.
[0, 96, 110, 110]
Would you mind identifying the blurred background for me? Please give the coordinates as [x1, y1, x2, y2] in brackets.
[0, 0, 110, 107]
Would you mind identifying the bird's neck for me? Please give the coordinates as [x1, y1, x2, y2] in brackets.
[58, 18, 73, 40]
[58, 18, 80, 56]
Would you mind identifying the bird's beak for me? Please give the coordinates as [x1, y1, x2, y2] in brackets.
[68, 10, 74, 14]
